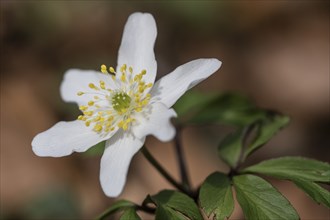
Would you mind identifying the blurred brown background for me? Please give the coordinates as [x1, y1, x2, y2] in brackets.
[1, 1, 329, 219]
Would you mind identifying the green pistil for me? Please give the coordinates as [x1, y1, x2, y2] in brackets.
[112, 92, 132, 113]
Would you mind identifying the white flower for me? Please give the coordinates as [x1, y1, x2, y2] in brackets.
[32, 12, 221, 197]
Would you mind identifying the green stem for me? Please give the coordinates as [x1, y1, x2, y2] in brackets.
[141, 146, 191, 195]
[174, 125, 191, 191]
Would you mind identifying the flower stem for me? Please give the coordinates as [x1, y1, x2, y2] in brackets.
[174, 125, 191, 192]
[141, 146, 190, 195]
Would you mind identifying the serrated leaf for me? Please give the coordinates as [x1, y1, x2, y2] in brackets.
[144, 190, 202, 220]
[96, 200, 135, 220]
[233, 174, 299, 220]
[119, 207, 141, 220]
[242, 114, 290, 160]
[199, 172, 234, 220]
[242, 157, 330, 183]
[155, 205, 186, 220]
[293, 179, 330, 208]
[218, 129, 244, 168]
[188, 93, 266, 127]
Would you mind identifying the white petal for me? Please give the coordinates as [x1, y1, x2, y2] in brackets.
[150, 59, 221, 107]
[100, 131, 145, 197]
[32, 120, 116, 157]
[60, 69, 118, 106]
[117, 12, 157, 85]
[132, 102, 177, 142]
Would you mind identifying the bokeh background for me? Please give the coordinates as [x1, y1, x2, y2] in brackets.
[1, 1, 329, 219]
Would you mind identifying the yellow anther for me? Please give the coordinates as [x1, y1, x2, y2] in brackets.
[129, 66, 133, 73]
[147, 83, 153, 88]
[120, 74, 126, 82]
[85, 121, 91, 127]
[101, 64, 108, 74]
[94, 116, 101, 121]
[105, 122, 112, 127]
[100, 80, 106, 89]
[94, 124, 103, 132]
[141, 99, 149, 106]
[118, 121, 124, 128]
[79, 105, 88, 111]
[89, 83, 98, 90]
[121, 64, 127, 71]
[98, 111, 104, 115]
[78, 115, 84, 120]
[108, 116, 114, 121]
[146, 93, 151, 98]
[139, 86, 145, 93]
[109, 67, 115, 73]
[77, 91, 84, 96]
[135, 107, 142, 112]
[88, 101, 94, 106]
[85, 111, 93, 116]
[134, 74, 142, 82]
[141, 69, 146, 75]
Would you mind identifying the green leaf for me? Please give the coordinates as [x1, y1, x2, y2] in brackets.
[119, 207, 141, 220]
[199, 172, 234, 220]
[173, 90, 218, 119]
[218, 129, 244, 168]
[242, 157, 330, 183]
[243, 114, 290, 160]
[83, 141, 105, 157]
[188, 93, 266, 126]
[233, 174, 299, 220]
[293, 179, 330, 208]
[96, 200, 136, 220]
[144, 190, 202, 220]
[155, 205, 186, 220]
[174, 91, 267, 126]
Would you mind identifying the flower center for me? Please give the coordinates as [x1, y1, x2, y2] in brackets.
[112, 92, 132, 114]
[76, 64, 153, 135]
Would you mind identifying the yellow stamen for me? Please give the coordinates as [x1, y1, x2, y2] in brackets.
[89, 83, 99, 90]
[79, 105, 88, 111]
[101, 64, 108, 74]
[109, 67, 116, 74]
[100, 80, 106, 89]
[120, 74, 126, 82]
[93, 124, 103, 132]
